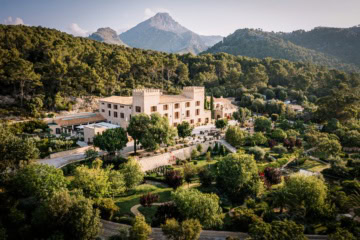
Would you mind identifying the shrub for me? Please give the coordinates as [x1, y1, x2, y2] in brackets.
[198, 168, 214, 187]
[329, 228, 356, 240]
[249, 220, 306, 240]
[94, 198, 119, 220]
[225, 208, 261, 232]
[206, 151, 211, 162]
[191, 149, 199, 160]
[140, 193, 159, 207]
[153, 203, 182, 227]
[197, 144, 203, 152]
[248, 147, 265, 161]
[161, 218, 202, 240]
[165, 170, 183, 189]
[130, 215, 151, 240]
[272, 145, 287, 155]
[271, 129, 287, 141]
[264, 167, 282, 186]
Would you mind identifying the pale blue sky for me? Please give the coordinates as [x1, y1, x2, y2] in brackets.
[1, 0, 359, 37]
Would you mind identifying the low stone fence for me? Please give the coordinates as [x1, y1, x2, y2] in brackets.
[138, 141, 216, 172]
[49, 146, 93, 159]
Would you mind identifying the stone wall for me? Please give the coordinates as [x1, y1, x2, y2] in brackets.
[138, 141, 216, 172]
[49, 146, 93, 159]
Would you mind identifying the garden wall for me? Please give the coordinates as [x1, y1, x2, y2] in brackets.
[138, 141, 216, 172]
[49, 146, 93, 159]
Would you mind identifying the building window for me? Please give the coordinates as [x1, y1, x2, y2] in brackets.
[186, 110, 190, 117]
[164, 113, 168, 118]
[136, 106, 141, 112]
[195, 109, 200, 116]
[198, 118, 201, 123]
[129, 106, 132, 109]
[120, 105, 124, 108]
[130, 114, 132, 119]
[56, 128, 61, 134]
[114, 112, 118, 118]
[175, 103, 179, 109]
[190, 119, 194, 124]
[196, 101, 200, 106]
[101, 102, 104, 105]
[101, 109, 105, 113]
[108, 103, 112, 108]
[175, 112, 179, 119]
[205, 118, 209, 123]
[114, 105, 118, 110]
[151, 106, 157, 112]
[108, 111, 111, 117]
[186, 102, 190, 107]
[163, 104, 168, 110]
[120, 113, 124, 119]
[173, 123, 178, 127]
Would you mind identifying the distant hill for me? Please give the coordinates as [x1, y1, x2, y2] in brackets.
[203, 28, 360, 72]
[89, 27, 128, 46]
[281, 26, 360, 67]
[119, 12, 223, 54]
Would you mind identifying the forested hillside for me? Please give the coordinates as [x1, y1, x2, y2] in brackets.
[203, 28, 360, 72]
[1, 24, 360, 119]
[281, 26, 360, 67]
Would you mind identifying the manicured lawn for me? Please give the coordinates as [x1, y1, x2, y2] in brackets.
[115, 183, 172, 216]
[297, 159, 329, 172]
[138, 205, 158, 224]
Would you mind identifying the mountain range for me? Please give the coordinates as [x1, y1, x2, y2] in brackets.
[204, 27, 360, 72]
[88, 13, 360, 72]
[89, 12, 223, 54]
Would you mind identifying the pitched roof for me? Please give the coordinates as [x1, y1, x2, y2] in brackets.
[99, 96, 133, 105]
[52, 113, 106, 127]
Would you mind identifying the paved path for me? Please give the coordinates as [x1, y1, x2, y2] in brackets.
[36, 141, 135, 168]
[217, 139, 237, 153]
[99, 220, 328, 240]
[99, 220, 249, 240]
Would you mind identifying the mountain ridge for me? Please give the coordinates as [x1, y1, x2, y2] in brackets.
[203, 27, 360, 72]
[88, 27, 128, 46]
[118, 12, 223, 54]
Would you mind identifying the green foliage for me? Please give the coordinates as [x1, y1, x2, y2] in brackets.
[225, 126, 247, 148]
[191, 149, 199, 160]
[233, 107, 251, 125]
[272, 173, 328, 215]
[93, 127, 128, 155]
[183, 164, 197, 184]
[72, 163, 126, 198]
[248, 219, 307, 240]
[328, 228, 356, 240]
[130, 215, 152, 240]
[271, 129, 287, 141]
[246, 132, 267, 146]
[254, 117, 272, 132]
[172, 188, 223, 228]
[140, 113, 177, 151]
[177, 122, 193, 139]
[272, 145, 287, 155]
[9, 163, 68, 199]
[0, 125, 39, 171]
[215, 119, 228, 130]
[127, 114, 151, 154]
[198, 168, 215, 187]
[225, 208, 261, 232]
[204, 28, 359, 72]
[161, 218, 202, 240]
[120, 158, 144, 190]
[248, 146, 266, 161]
[216, 152, 261, 203]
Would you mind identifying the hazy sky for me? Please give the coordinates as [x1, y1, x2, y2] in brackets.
[1, 0, 360, 37]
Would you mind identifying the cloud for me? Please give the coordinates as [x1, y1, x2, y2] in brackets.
[68, 23, 89, 37]
[3, 16, 25, 25]
[144, 8, 171, 19]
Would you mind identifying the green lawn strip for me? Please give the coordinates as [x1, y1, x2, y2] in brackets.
[297, 159, 329, 172]
[115, 184, 172, 216]
[138, 205, 158, 224]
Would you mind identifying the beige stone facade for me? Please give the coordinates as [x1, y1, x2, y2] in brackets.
[99, 87, 211, 129]
[213, 97, 238, 120]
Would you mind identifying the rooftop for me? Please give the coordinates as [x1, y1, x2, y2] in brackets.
[99, 96, 133, 105]
[50, 113, 106, 127]
[159, 95, 192, 104]
[81, 122, 120, 130]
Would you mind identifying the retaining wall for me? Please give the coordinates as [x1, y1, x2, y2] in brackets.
[138, 141, 216, 172]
